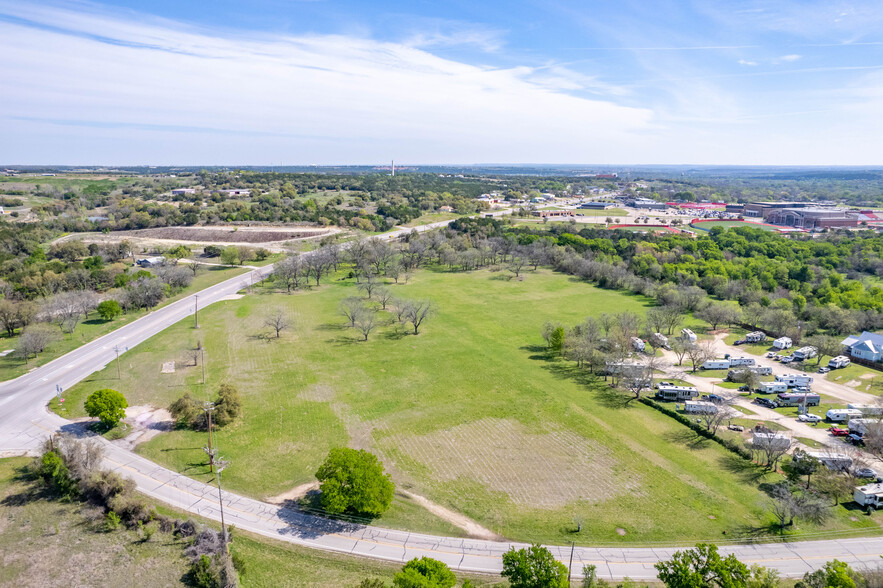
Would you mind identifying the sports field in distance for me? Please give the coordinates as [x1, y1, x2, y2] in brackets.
[59, 267, 877, 545]
[690, 220, 781, 232]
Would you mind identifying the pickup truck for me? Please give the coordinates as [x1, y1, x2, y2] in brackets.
[829, 427, 850, 437]
[755, 397, 778, 408]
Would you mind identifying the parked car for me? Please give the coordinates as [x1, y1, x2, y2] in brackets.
[829, 427, 850, 437]
[728, 424, 745, 432]
[780, 356, 794, 364]
[738, 385, 750, 392]
[755, 397, 778, 408]
[855, 468, 878, 479]
[707, 394, 724, 403]
[848, 433, 865, 446]
[765, 351, 777, 358]
[733, 340, 745, 345]
[773, 355, 783, 362]
[798, 414, 822, 423]
[818, 367, 830, 374]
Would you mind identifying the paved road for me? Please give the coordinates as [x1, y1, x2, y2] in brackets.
[2, 231, 883, 579]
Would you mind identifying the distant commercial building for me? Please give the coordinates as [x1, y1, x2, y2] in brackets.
[765, 207, 859, 229]
[171, 188, 197, 195]
[578, 202, 615, 210]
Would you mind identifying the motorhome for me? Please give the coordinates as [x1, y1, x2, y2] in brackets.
[702, 359, 730, 370]
[655, 385, 699, 402]
[826, 409, 864, 423]
[777, 393, 821, 407]
[828, 356, 852, 369]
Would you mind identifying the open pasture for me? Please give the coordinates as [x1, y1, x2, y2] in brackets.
[60, 267, 877, 544]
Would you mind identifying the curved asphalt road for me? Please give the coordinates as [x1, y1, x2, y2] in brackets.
[1, 228, 882, 580]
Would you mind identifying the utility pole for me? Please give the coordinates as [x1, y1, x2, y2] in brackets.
[567, 541, 575, 585]
[194, 294, 199, 328]
[216, 459, 229, 554]
[114, 345, 122, 379]
[203, 402, 216, 473]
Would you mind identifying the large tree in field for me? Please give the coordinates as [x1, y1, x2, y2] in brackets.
[85, 388, 128, 429]
[315, 448, 394, 517]
[393, 557, 456, 588]
[804, 334, 844, 365]
[501, 544, 568, 588]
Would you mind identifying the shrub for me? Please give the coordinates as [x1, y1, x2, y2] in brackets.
[170, 393, 202, 428]
[37, 450, 78, 499]
[103, 511, 122, 532]
[188, 555, 221, 588]
[84, 388, 128, 429]
[315, 448, 394, 517]
[393, 557, 456, 588]
[214, 384, 242, 426]
[96, 300, 122, 321]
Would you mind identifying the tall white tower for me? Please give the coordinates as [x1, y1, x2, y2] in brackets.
[391, 160, 395, 177]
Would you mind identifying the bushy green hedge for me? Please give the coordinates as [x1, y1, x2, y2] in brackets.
[639, 398, 754, 461]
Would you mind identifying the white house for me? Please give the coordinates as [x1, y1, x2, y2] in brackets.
[773, 336, 792, 350]
[842, 332, 883, 363]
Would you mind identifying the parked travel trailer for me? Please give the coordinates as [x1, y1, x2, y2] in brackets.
[848, 418, 878, 436]
[702, 360, 731, 370]
[773, 336, 793, 350]
[630, 337, 646, 352]
[749, 366, 773, 376]
[751, 432, 791, 451]
[681, 328, 697, 343]
[745, 331, 766, 343]
[728, 357, 756, 367]
[777, 393, 821, 407]
[651, 333, 669, 349]
[854, 483, 883, 508]
[801, 451, 853, 471]
[828, 356, 852, 369]
[826, 409, 864, 423]
[775, 374, 814, 388]
[684, 401, 718, 414]
[758, 381, 789, 394]
[655, 385, 699, 402]
[793, 346, 818, 361]
[848, 403, 883, 417]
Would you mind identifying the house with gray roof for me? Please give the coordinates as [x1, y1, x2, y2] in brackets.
[841, 331, 883, 362]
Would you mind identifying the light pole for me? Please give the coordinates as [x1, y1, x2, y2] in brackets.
[194, 294, 199, 329]
[113, 345, 127, 379]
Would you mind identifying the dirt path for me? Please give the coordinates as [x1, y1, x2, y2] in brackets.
[398, 489, 503, 541]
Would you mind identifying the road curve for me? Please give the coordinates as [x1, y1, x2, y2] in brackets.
[1, 230, 883, 580]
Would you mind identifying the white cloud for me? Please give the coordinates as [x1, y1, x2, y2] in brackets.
[777, 54, 802, 62]
[738, 59, 759, 66]
[0, 1, 654, 164]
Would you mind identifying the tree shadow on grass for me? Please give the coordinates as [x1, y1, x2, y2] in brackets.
[729, 521, 788, 541]
[720, 453, 769, 484]
[316, 322, 348, 331]
[664, 428, 713, 451]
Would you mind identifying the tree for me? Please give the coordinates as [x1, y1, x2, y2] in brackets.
[306, 247, 333, 286]
[97, 300, 122, 321]
[393, 557, 456, 588]
[0, 299, 35, 337]
[671, 339, 691, 366]
[805, 334, 843, 366]
[789, 449, 821, 489]
[548, 326, 566, 355]
[85, 388, 128, 429]
[340, 297, 363, 328]
[401, 300, 433, 335]
[686, 340, 715, 373]
[264, 308, 290, 338]
[16, 324, 59, 363]
[654, 543, 750, 588]
[355, 306, 378, 341]
[698, 397, 737, 436]
[358, 274, 379, 299]
[697, 303, 741, 331]
[213, 383, 242, 426]
[220, 246, 240, 265]
[501, 544, 568, 588]
[767, 483, 831, 530]
[273, 255, 307, 293]
[125, 277, 166, 309]
[314, 448, 394, 517]
[508, 250, 527, 278]
[375, 287, 394, 311]
[813, 468, 856, 506]
[796, 560, 860, 588]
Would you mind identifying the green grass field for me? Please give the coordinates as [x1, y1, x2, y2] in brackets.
[0, 264, 248, 382]
[690, 220, 781, 232]
[578, 207, 628, 216]
[58, 267, 880, 545]
[827, 363, 883, 395]
[402, 212, 462, 227]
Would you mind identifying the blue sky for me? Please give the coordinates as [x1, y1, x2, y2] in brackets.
[1, 0, 882, 165]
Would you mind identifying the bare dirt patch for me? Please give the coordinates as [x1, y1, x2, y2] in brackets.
[161, 361, 175, 374]
[266, 481, 320, 504]
[115, 405, 174, 450]
[389, 418, 642, 508]
[860, 373, 876, 380]
[399, 489, 502, 540]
